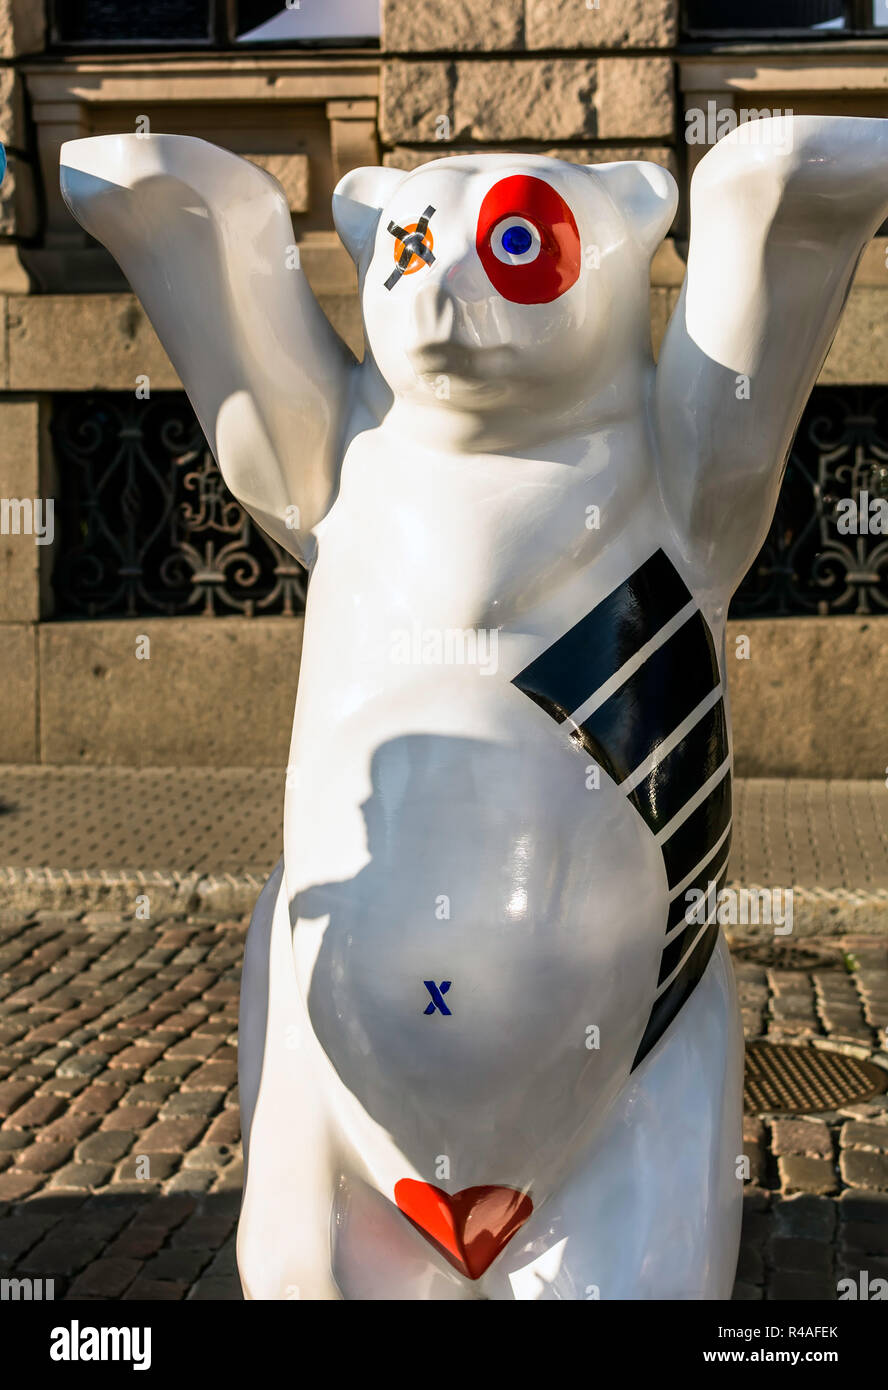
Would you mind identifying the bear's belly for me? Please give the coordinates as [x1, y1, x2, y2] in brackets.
[284, 673, 667, 1196]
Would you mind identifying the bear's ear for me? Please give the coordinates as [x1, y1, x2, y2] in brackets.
[333, 165, 407, 266]
[591, 161, 679, 256]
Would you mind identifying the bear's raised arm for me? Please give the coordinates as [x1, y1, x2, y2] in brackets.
[656, 116, 888, 595]
[60, 134, 355, 564]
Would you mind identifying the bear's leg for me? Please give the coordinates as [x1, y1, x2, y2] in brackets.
[237, 861, 340, 1300]
[330, 1174, 486, 1300]
[478, 933, 744, 1300]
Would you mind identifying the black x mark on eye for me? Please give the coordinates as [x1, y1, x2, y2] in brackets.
[384, 205, 437, 291]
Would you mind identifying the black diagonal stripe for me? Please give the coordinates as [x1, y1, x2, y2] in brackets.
[631, 921, 719, 1071]
[658, 864, 729, 986]
[414, 205, 435, 237]
[571, 611, 720, 787]
[666, 831, 732, 933]
[661, 771, 732, 891]
[512, 549, 691, 724]
[627, 697, 729, 836]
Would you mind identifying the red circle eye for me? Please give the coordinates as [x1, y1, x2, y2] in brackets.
[476, 175, 581, 305]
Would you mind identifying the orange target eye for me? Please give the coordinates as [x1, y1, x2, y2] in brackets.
[385, 206, 437, 290]
[392, 222, 434, 274]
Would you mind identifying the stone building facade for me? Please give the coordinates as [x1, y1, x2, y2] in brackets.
[0, 0, 886, 775]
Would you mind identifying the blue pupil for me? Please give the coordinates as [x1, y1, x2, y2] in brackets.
[501, 224, 533, 256]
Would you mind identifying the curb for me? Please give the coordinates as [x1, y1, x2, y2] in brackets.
[2, 869, 888, 934]
[0, 867, 269, 918]
[725, 883, 888, 940]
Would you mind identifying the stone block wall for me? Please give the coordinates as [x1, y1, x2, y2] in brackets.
[380, 0, 678, 175]
[0, 1, 886, 772]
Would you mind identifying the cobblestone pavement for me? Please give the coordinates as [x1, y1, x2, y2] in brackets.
[732, 935, 888, 1301]
[0, 913, 244, 1300]
[0, 911, 885, 1300]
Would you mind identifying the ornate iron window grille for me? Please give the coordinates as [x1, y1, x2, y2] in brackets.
[731, 387, 888, 616]
[51, 387, 888, 621]
[52, 393, 306, 618]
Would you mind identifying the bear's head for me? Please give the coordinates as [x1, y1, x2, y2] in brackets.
[333, 153, 677, 438]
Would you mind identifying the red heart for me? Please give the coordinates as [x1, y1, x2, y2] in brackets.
[394, 1179, 533, 1280]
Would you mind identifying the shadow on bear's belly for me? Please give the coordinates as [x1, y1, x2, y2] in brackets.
[291, 731, 667, 1186]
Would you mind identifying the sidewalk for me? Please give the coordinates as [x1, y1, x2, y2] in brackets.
[2, 768, 888, 929]
[0, 769, 886, 1301]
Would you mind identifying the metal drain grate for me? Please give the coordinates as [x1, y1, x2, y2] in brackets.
[744, 1041, 888, 1114]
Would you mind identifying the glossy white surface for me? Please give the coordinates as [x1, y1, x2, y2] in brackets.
[60, 118, 888, 1298]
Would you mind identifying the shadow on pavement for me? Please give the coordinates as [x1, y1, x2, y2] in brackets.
[0, 1189, 242, 1300]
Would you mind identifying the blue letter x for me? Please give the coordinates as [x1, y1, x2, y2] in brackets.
[423, 980, 452, 1015]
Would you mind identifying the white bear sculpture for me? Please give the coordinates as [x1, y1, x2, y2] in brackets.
[60, 117, 888, 1300]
